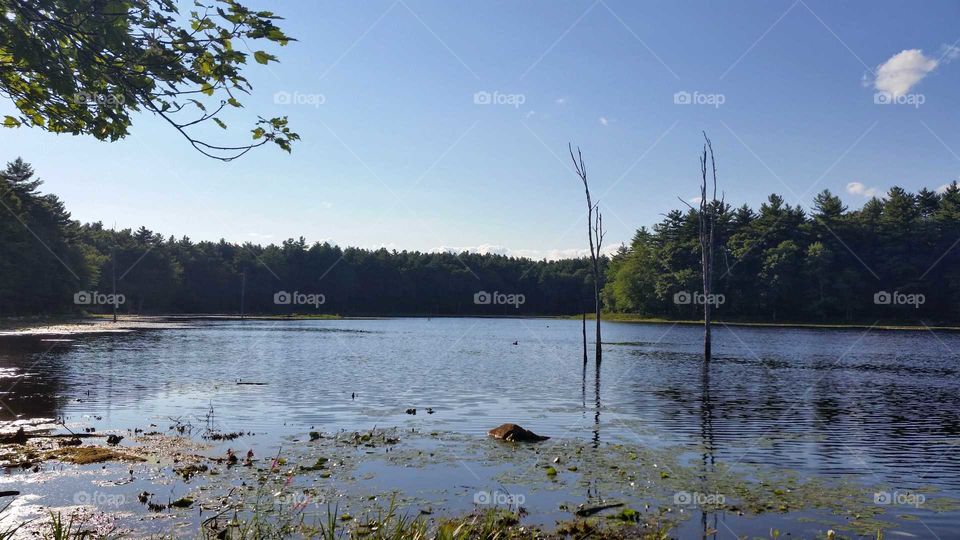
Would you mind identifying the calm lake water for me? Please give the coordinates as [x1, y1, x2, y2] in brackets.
[2, 318, 959, 537]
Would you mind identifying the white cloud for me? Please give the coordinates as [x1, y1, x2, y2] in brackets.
[554, 97, 567, 105]
[434, 244, 619, 261]
[367, 242, 399, 251]
[936, 181, 959, 194]
[598, 116, 608, 126]
[247, 232, 274, 240]
[688, 196, 703, 205]
[873, 49, 939, 97]
[846, 181, 879, 198]
[524, 110, 536, 119]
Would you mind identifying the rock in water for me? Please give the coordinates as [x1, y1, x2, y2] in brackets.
[487, 423, 549, 442]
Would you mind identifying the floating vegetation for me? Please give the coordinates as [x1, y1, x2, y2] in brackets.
[45, 445, 145, 465]
[3, 425, 956, 538]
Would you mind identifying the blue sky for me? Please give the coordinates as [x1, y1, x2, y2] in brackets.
[5, 0, 960, 259]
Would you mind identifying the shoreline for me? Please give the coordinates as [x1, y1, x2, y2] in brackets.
[1, 313, 957, 337]
[592, 314, 960, 332]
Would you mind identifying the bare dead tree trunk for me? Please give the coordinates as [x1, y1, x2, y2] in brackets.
[569, 144, 603, 366]
[701, 134, 719, 362]
[680, 133, 721, 363]
[582, 310, 587, 365]
[593, 207, 605, 364]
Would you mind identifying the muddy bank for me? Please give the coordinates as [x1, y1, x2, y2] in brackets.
[0, 316, 191, 337]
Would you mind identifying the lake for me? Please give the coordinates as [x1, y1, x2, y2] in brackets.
[1, 318, 958, 537]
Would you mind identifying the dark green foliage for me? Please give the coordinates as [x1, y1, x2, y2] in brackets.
[0, 159, 598, 316]
[604, 186, 960, 323]
[0, 0, 297, 160]
[6, 156, 960, 322]
[0, 158, 95, 315]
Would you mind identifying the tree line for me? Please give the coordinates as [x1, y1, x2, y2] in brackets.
[0, 159, 597, 317]
[4, 157, 960, 323]
[603, 184, 960, 323]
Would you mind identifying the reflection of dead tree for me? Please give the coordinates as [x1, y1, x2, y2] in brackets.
[680, 132, 721, 362]
[569, 144, 605, 366]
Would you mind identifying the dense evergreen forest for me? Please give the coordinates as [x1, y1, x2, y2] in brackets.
[604, 184, 960, 323]
[2, 157, 958, 323]
[0, 159, 596, 317]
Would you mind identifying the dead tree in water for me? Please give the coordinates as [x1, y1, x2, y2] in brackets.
[681, 133, 721, 362]
[569, 144, 604, 365]
[581, 310, 587, 365]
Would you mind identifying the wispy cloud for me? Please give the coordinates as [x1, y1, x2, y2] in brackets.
[940, 44, 960, 62]
[554, 97, 567, 105]
[598, 116, 609, 126]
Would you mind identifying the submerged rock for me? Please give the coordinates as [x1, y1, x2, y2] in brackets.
[487, 423, 549, 443]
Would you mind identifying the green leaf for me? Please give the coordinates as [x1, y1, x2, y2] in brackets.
[3, 116, 21, 128]
[254, 51, 275, 65]
[213, 118, 227, 129]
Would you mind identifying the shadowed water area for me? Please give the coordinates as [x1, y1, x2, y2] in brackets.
[1, 318, 958, 537]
